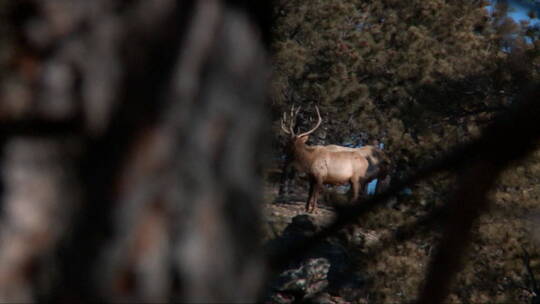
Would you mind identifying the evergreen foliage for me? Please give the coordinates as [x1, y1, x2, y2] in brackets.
[270, 0, 540, 302]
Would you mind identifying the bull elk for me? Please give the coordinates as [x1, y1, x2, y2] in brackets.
[280, 105, 390, 213]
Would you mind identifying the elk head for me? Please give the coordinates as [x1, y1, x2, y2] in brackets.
[280, 105, 322, 154]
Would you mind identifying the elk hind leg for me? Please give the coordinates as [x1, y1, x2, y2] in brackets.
[351, 178, 365, 204]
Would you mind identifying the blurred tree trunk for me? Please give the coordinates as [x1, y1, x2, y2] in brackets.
[0, 0, 269, 302]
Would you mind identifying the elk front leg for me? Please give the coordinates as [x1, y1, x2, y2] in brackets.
[308, 180, 323, 213]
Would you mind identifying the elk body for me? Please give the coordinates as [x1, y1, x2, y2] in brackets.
[280, 106, 390, 213]
[325, 144, 391, 194]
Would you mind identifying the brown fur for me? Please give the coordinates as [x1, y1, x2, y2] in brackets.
[325, 145, 390, 192]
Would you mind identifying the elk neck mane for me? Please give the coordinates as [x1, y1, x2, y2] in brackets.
[291, 140, 320, 170]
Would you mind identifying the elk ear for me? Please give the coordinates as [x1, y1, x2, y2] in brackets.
[299, 135, 309, 143]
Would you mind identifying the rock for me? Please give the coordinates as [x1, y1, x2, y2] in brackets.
[263, 204, 372, 304]
[267, 257, 330, 303]
[284, 215, 318, 237]
[278, 258, 331, 295]
[308, 292, 335, 304]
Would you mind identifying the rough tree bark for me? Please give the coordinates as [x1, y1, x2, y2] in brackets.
[0, 0, 269, 302]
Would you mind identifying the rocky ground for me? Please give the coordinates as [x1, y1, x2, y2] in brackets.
[262, 183, 380, 304]
[261, 181, 349, 241]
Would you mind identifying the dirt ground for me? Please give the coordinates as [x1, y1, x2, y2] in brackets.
[262, 182, 341, 241]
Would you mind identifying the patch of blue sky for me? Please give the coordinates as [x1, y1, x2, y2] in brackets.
[488, 0, 540, 25]
[486, 1, 540, 46]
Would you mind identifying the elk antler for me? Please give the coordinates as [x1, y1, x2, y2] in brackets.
[280, 112, 291, 135]
[281, 105, 301, 136]
[297, 105, 322, 137]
